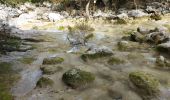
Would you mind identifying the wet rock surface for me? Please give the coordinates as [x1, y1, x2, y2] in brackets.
[0, 2, 170, 100]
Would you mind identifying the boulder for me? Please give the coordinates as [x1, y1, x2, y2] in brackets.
[36, 76, 54, 88]
[81, 46, 113, 62]
[157, 41, 170, 53]
[48, 13, 64, 22]
[137, 27, 150, 35]
[130, 27, 169, 44]
[130, 32, 146, 43]
[146, 31, 169, 44]
[128, 10, 148, 18]
[62, 68, 95, 88]
[42, 1, 52, 8]
[117, 13, 129, 19]
[129, 71, 160, 96]
[150, 13, 162, 21]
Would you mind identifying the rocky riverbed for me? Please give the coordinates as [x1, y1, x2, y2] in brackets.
[0, 1, 170, 100]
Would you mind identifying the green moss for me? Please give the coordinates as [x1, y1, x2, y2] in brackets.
[123, 30, 135, 35]
[3, 38, 21, 49]
[43, 57, 64, 65]
[107, 57, 125, 65]
[0, 62, 12, 74]
[116, 19, 127, 24]
[0, 62, 19, 100]
[40, 65, 63, 75]
[19, 57, 35, 64]
[62, 68, 95, 88]
[32, 26, 38, 30]
[0, 83, 13, 100]
[150, 14, 162, 21]
[85, 33, 94, 41]
[127, 53, 144, 59]
[58, 26, 65, 30]
[129, 71, 160, 96]
[81, 52, 113, 62]
[37, 77, 54, 88]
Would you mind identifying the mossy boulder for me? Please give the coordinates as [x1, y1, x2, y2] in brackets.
[36, 77, 54, 88]
[117, 40, 147, 51]
[62, 68, 95, 88]
[150, 13, 162, 21]
[81, 52, 112, 62]
[116, 18, 128, 24]
[40, 65, 63, 75]
[130, 32, 146, 43]
[129, 71, 160, 96]
[43, 57, 64, 65]
[0, 62, 19, 100]
[81, 46, 113, 62]
[107, 57, 125, 65]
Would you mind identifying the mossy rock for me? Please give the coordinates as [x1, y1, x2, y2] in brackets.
[150, 14, 162, 21]
[129, 71, 160, 96]
[107, 57, 125, 65]
[116, 18, 128, 24]
[85, 33, 94, 41]
[117, 41, 145, 51]
[130, 32, 146, 43]
[0, 62, 19, 100]
[43, 57, 64, 65]
[1, 38, 22, 52]
[37, 77, 54, 88]
[81, 52, 113, 62]
[0, 88, 13, 100]
[19, 57, 35, 64]
[40, 65, 63, 75]
[62, 68, 95, 88]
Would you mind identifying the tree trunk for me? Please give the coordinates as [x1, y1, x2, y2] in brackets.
[134, 0, 137, 10]
[86, 0, 91, 19]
